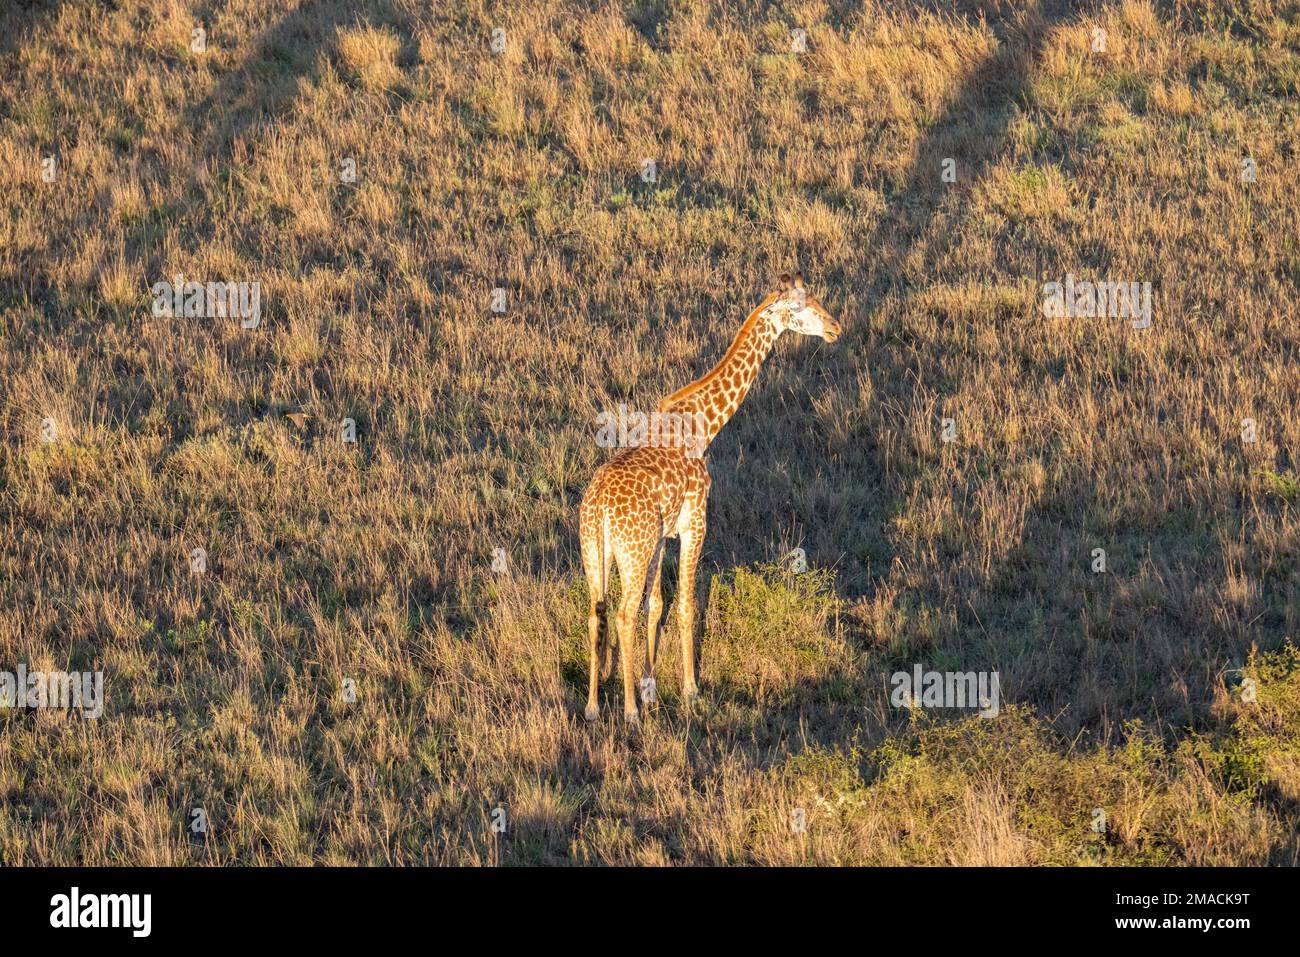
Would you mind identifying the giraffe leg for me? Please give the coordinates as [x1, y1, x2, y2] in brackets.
[614, 548, 648, 725]
[677, 501, 706, 705]
[644, 535, 665, 688]
[600, 545, 615, 680]
[580, 511, 607, 722]
[585, 598, 604, 722]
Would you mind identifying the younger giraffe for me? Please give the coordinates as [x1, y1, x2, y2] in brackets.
[579, 271, 841, 723]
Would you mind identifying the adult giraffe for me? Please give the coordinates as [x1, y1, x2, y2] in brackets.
[579, 271, 841, 723]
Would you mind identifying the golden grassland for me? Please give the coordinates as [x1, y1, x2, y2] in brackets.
[1, 0, 1299, 863]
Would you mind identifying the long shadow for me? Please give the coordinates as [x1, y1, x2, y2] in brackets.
[709, 3, 1077, 590]
[736, 0, 1281, 761]
[860, 0, 1078, 301]
[3, 0, 417, 310]
[3, 0, 424, 667]
[137, 0, 415, 278]
[831, 0, 1281, 749]
[638, 0, 1131, 799]
[0, 0, 68, 310]
[0, 0, 65, 62]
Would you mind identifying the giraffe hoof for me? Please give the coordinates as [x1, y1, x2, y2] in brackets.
[684, 688, 700, 707]
[623, 709, 640, 725]
[584, 704, 599, 722]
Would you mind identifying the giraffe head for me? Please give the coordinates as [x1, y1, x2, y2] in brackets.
[760, 271, 841, 343]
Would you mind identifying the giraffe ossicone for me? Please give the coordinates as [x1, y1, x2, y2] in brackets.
[578, 271, 841, 724]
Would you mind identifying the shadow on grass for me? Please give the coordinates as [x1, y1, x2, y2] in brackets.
[740, 0, 1281, 751]
[0, 0, 66, 62]
[560, 6, 1290, 859]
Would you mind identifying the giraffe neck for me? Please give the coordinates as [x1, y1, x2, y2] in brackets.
[658, 293, 782, 452]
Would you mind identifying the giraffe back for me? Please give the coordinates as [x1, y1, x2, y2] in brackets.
[580, 445, 709, 549]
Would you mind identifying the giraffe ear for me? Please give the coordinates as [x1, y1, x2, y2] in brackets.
[779, 272, 792, 290]
[793, 270, 804, 289]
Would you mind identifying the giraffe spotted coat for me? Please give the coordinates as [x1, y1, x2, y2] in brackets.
[579, 272, 840, 723]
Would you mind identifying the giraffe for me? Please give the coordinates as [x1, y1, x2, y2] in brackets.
[578, 271, 841, 723]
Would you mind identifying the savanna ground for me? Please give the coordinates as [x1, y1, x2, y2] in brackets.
[1, 0, 1299, 865]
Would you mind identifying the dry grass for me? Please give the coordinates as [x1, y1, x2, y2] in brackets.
[1, 0, 1299, 864]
